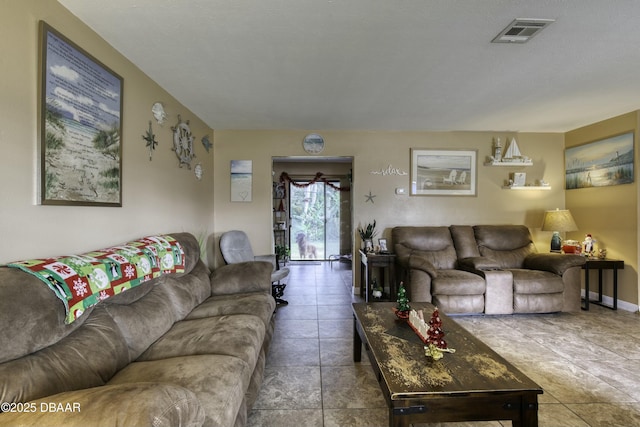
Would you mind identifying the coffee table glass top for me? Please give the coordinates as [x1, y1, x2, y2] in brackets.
[353, 302, 542, 399]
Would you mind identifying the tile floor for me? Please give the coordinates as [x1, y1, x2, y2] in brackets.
[247, 261, 640, 427]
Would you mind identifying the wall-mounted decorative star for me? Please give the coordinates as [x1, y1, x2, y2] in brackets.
[142, 120, 158, 161]
[365, 191, 376, 203]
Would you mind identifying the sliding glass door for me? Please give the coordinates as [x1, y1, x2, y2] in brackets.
[289, 180, 340, 260]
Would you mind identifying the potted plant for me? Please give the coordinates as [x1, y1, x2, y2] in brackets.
[357, 220, 377, 252]
[275, 244, 290, 265]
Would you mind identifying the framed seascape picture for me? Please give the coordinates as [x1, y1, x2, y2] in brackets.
[410, 149, 477, 196]
[231, 160, 252, 202]
[565, 132, 634, 189]
[39, 22, 123, 206]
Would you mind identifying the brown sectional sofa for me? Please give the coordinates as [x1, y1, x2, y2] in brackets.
[0, 232, 275, 427]
[393, 225, 586, 315]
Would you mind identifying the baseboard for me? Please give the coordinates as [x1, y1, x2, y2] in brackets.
[581, 290, 639, 312]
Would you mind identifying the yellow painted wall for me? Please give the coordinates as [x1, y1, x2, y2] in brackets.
[565, 112, 639, 306]
[213, 130, 567, 285]
[0, 1, 214, 263]
[7, 2, 636, 309]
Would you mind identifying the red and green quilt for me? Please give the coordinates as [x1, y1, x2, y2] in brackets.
[7, 235, 185, 324]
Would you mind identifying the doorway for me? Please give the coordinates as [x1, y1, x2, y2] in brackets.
[289, 179, 340, 260]
[272, 157, 353, 263]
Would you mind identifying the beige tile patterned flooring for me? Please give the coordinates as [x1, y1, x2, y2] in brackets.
[247, 262, 640, 427]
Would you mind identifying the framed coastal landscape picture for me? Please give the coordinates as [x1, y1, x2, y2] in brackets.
[565, 132, 634, 189]
[39, 21, 123, 206]
[410, 149, 477, 196]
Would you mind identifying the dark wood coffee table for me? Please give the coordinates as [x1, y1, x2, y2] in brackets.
[353, 302, 542, 427]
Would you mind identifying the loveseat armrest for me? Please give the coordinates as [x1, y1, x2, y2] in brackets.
[395, 245, 438, 279]
[0, 383, 204, 427]
[523, 253, 586, 275]
[458, 256, 501, 272]
[406, 254, 438, 278]
[210, 261, 273, 296]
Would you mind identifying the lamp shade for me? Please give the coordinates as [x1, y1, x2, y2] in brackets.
[541, 209, 578, 232]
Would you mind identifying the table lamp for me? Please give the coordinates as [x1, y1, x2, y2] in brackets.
[541, 209, 578, 252]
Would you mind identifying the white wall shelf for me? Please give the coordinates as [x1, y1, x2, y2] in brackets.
[484, 161, 533, 167]
[501, 185, 551, 190]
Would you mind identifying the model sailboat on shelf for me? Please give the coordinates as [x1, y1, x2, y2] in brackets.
[486, 137, 533, 165]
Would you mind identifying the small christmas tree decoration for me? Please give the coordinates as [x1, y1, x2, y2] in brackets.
[423, 307, 456, 360]
[393, 282, 410, 319]
[426, 307, 447, 348]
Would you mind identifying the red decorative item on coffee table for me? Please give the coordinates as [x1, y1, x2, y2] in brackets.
[426, 308, 447, 349]
[408, 307, 456, 360]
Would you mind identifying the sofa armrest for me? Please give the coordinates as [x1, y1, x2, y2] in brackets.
[210, 261, 273, 296]
[523, 253, 586, 275]
[407, 254, 438, 279]
[0, 383, 204, 427]
[254, 254, 277, 269]
[458, 256, 501, 271]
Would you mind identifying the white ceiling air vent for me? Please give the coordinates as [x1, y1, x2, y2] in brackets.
[492, 18, 555, 44]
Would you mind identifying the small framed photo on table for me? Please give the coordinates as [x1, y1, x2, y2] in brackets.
[378, 238, 389, 253]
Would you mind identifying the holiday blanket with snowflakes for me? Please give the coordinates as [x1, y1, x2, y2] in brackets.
[7, 235, 185, 324]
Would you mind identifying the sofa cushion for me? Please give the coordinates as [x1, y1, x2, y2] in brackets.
[0, 383, 205, 427]
[514, 293, 564, 313]
[186, 292, 275, 330]
[474, 225, 536, 269]
[392, 227, 458, 269]
[0, 306, 129, 405]
[103, 261, 212, 361]
[432, 294, 485, 314]
[511, 269, 564, 294]
[109, 355, 251, 427]
[138, 315, 266, 369]
[431, 270, 486, 296]
[474, 225, 533, 251]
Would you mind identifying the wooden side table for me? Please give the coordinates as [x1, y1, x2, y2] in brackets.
[359, 249, 396, 303]
[582, 258, 624, 310]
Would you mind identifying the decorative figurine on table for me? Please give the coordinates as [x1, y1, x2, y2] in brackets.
[371, 277, 383, 299]
[582, 234, 596, 257]
[423, 308, 456, 360]
[394, 282, 410, 319]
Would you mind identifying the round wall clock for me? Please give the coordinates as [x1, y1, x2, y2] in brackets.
[303, 133, 325, 154]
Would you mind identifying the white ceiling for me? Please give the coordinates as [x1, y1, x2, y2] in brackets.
[58, 0, 640, 132]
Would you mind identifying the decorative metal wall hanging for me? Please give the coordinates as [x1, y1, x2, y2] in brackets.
[142, 121, 158, 161]
[171, 115, 196, 169]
